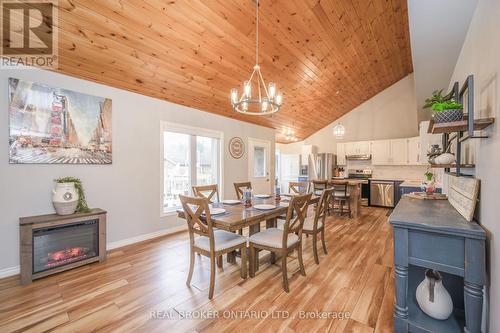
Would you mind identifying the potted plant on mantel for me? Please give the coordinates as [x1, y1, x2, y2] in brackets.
[52, 177, 90, 215]
[424, 89, 464, 123]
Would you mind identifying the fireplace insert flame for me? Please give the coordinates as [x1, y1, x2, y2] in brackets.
[33, 220, 98, 273]
[45, 247, 91, 268]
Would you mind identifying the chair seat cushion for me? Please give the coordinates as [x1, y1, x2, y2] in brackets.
[194, 230, 246, 252]
[303, 218, 323, 231]
[248, 228, 299, 248]
[334, 191, 350, 197]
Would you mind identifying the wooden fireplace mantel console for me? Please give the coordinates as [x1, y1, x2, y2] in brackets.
[19, 208, 107, 285]
[389, 197, 486, 333]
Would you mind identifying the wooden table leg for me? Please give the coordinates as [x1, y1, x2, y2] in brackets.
[266, 218, 277, 264]
[349, 184, 360, 218]
[249, 223, 261, 271]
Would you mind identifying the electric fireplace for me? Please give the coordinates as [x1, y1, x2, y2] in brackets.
[33, 220, 99, 274]
[20, 209, 107, 284]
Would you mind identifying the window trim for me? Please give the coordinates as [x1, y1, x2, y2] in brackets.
[160, 121, 224, 217]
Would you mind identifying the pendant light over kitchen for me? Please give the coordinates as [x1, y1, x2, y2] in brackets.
[333, 123, 345, 139]
[230, 0, 282, 115]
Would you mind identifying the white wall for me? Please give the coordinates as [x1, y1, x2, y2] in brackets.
[447, 0, 500, 330]
[0, 68, 275, 274]
[277, 74, 419, 154]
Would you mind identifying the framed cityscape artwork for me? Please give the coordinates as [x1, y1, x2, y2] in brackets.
[8, 78, 112, 164]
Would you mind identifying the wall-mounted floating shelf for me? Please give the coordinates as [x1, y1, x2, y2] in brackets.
[428, 117, 495, 134]
[433, 75, 495, 176]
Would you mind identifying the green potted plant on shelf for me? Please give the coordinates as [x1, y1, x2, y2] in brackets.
[423, 89, 464, 123]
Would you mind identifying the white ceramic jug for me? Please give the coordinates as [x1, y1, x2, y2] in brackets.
[52, 182, 79, 215]
[416, 269, 453, 320]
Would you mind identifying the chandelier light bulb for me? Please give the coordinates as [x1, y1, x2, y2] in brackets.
[261, 99, 268, 112]
[268, 82, 276, 98]
[231, 88, 238, 104]
[275, 93, 283, 105]
[243, 81, 251, 98]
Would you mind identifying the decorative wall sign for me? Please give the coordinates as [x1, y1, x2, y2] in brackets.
[228, 137, 245, 159]
[8, 78, 112, 164]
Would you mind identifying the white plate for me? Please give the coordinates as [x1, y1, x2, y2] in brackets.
[253, 204, 276, 210]
[204, 208, 226, 215]
[221, 199, 240, 205]
[280, 197, 290, 201]
[254, 194, 271, 198]
[281, 193, 292, 197]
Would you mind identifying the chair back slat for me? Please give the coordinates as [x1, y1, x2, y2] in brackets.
[179, 195, 215, 249]
[192, 184, 219, 203]
[289, 181, 308, 195]
[282, 193, 312, 246]
[313, 188, 334, 230]
[332, 180, 348, 197]
[234, 182, 252, 200]
[312, 180, 328, 194]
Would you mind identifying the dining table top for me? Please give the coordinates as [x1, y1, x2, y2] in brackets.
[177, 194, 320, 232]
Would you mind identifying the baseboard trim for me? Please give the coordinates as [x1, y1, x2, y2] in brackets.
[107, 225, 187, 250]
[0, 266, 20, 279]
[0, 225, 187, 279]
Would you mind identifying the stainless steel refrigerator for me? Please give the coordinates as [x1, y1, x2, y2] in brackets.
[311, 153, 336, 180]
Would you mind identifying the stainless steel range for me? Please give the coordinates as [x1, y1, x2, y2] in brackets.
[347, 169, 372, 180]
[346, 169, 372, 206]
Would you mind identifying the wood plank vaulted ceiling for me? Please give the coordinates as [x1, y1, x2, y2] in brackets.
[54, 0, 413, 143]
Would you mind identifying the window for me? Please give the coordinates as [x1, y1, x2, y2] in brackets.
[161, 122, 222, 214]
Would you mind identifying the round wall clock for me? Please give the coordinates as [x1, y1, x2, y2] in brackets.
[229, 137, 245, 159]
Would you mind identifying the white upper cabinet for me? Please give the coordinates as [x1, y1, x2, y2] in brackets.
[344, 141, 371, 155]
[390, 138, 408, 165]
[356, 141, 371, 155]
[371, 140, 391, 165]
[407, 136, 421, 165]
[337, 143, 346, 165]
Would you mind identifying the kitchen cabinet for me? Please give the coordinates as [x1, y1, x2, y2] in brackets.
[344, 141, 370, 155]
[407, 136, 421, 165]
[371, 139, 409, 165]
[337, 143, 346, 165]
[371, 140, 391, 165]
[390, 139, 408, 165]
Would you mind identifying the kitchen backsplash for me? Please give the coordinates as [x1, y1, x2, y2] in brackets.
[345, 160, 444, 184]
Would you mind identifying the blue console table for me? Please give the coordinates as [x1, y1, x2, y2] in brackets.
[389, 197, 486, 333]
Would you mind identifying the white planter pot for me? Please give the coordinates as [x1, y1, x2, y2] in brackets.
[52, 182, 79, 215]
[416, 270, 453, 320]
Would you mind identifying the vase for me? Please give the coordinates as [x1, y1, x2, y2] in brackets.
[416, 269, 453, 320]
[52, 182, 79, 215]
[434, 109, 463, 123]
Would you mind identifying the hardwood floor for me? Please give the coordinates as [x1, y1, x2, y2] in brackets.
[0, 206, 395, 332]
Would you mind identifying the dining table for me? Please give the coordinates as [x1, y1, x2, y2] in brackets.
[177, 194, 320, 271]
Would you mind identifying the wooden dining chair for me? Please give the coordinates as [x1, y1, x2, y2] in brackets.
[234, 181, 252, 200]
[248, 193, 312, 292]
[331, 180, 351, 217]
[179, 195, 247, 299]
[289, 181, 308, 195]
[303, 188, 333, 264]
[312, 180, 329, 195]
[192, 184, 219, 203]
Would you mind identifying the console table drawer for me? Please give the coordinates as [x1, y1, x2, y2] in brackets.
[408, 230, 465, 276]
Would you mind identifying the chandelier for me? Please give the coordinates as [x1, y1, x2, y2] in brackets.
[230, 0, 282, 116]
